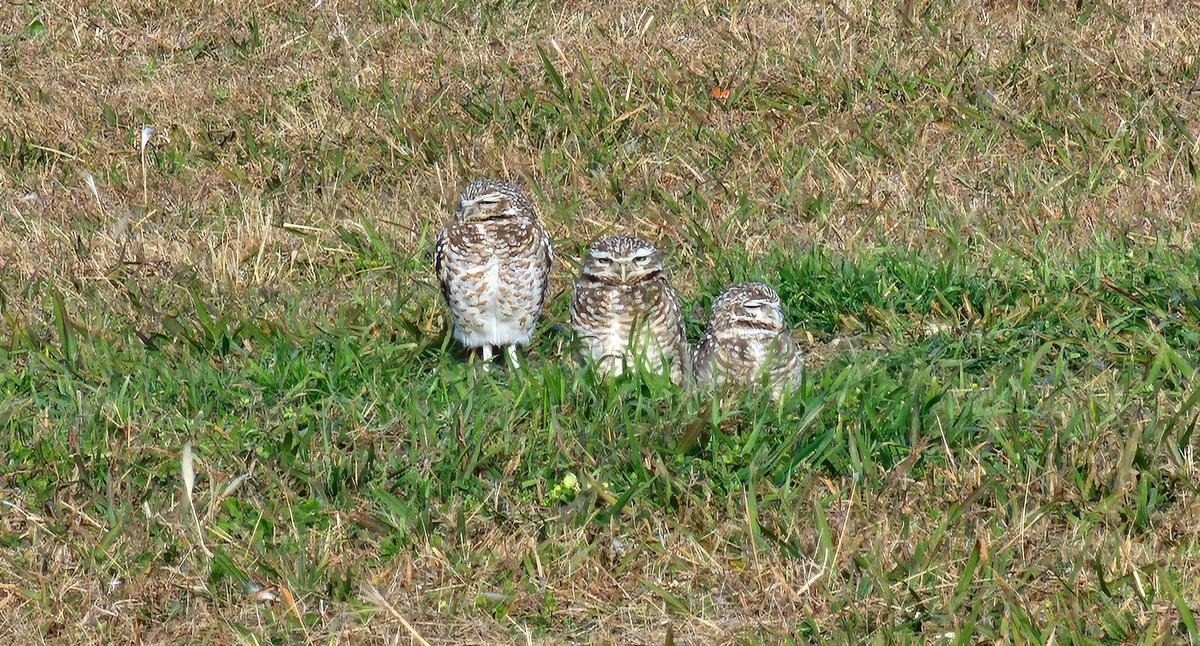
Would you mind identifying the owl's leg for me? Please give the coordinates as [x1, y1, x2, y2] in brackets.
[478, 344, 494, 371]
[505, 345, 521, 370]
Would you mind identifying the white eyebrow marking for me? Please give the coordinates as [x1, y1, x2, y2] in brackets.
[461, 191, 508, 207]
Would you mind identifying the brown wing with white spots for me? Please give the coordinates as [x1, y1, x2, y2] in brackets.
[765, 331, 804, 399]
[640, 275, 691, 384]
[434, 226, 452, 305]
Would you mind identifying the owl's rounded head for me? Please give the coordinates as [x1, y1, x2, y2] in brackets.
[581, 236, 665, 284]
[455, 178, 534, 222]
[710, 282, 786, 332]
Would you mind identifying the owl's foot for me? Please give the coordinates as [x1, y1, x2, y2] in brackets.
[505, 345, 521, 370]
[477, 345, 495, 371]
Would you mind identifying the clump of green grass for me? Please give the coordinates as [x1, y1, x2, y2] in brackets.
[3, 239, 1199, 642]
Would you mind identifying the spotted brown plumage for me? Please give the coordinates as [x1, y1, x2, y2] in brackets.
[694, 282, 803, 399]
[434, 178, 552, 368]
[568, 236, 690, 385]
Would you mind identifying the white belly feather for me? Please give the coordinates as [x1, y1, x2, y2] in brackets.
[451, 255, 535, 348]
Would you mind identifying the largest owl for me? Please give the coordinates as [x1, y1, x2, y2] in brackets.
[434, 178, 552, 369]
[569, 236, 690, 384]
[694, 282, 803, 399]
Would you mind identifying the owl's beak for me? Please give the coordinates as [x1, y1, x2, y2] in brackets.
[619, 264, 627, 282]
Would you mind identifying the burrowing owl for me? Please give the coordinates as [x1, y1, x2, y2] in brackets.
[569, 236, 690, 384]
[694, 282, 803, 399]
[434, 178, 552, 368]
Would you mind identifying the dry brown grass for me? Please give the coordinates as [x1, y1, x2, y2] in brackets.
[5, 415, 1199, 643]
[3, 0, 1198, 312]
[3, 0, 1200, 643]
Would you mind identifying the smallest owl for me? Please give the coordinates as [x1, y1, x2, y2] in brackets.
[694, 282, 803, 399]
[434, 178, 552, 368]
[569, 236, 690, 384]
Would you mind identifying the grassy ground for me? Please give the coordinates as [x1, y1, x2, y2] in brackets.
[2, 0, 1200, 643]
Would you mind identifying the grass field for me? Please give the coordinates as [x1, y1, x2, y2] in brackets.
[3, 0, 1200, 642]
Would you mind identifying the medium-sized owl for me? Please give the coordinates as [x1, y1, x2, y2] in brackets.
[694, 282, 803, 399]
[569, 236, 690, 384]
[434, 178, 552, 368]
